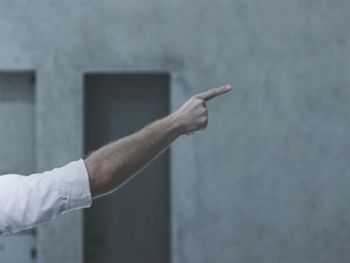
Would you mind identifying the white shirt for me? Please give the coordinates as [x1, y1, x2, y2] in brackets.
[0, 159, 92, 236]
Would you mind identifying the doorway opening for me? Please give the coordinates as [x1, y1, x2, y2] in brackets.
[84, 73, 170, 263]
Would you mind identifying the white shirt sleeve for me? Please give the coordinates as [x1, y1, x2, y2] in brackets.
[0, 159, 92, 236]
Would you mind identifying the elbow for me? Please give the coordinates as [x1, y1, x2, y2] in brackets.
[84, 158, 110, 197]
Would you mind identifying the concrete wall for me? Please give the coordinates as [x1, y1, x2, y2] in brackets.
[0, 0, 349, 262]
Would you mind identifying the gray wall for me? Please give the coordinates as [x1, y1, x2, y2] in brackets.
[0, 0, 349, 262]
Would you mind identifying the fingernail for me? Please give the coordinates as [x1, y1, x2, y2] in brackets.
[225, 84, 231, 90]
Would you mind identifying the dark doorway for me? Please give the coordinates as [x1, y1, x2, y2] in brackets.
[84, 73, 170, 263]
[0, 71, 36, 263]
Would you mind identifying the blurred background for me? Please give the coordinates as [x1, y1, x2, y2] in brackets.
[0, 0, 349, 262]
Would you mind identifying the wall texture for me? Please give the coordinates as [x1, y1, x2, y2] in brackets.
[0, 0, 349, 262]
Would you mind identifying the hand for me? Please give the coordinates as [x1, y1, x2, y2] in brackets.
[172, 84, 232, 135]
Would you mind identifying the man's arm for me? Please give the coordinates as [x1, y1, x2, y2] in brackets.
[0, 159, 91, 235]
[0, 84, 230, 236]
[84, 84, 232, 198]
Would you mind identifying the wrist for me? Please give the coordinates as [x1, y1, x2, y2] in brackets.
[165, 113, 185, 137]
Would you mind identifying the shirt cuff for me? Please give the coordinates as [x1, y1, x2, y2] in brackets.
[55, 159, 93, 212]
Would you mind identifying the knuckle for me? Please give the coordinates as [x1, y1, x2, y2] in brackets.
[192, 95, 201, 100]
[193, 96, 203, 102]
[190, 96, 197, 102]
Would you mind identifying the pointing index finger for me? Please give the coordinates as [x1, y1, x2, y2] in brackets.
[195, 84, 232, 101]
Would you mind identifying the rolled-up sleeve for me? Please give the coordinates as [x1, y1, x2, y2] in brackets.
[0, 159, 92, 236]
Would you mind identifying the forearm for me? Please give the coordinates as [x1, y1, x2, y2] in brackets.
[84, 113, 182, 197]
[84, 84, 231, 198]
